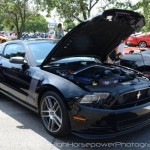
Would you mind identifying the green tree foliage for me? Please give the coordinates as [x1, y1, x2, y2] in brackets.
[43, 0, 100, 22]
[0, 0, 40, 38]
[43, 0, 133, 23]
[0, 14, 5, 30]
[26, 14, 48, 32]
[64, 19, 76, 31]
[131, 0, 150, 32]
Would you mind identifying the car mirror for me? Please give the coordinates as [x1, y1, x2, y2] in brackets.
[9, 56, 25, 64]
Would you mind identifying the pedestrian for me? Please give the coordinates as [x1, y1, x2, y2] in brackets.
[107, 46, 123, 64]
[55, 23, 64, 39]
[118, 40, 125, 55]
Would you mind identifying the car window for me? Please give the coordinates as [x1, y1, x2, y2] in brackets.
[28, 42, 56, 65]
[3, 44, 25, 59]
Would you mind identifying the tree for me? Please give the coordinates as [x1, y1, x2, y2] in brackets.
[42, 0, 100, 22]
[131, 0, 150, 32]
[0, 14, 5, 30]
[43, 0, 133, 23]
[64, 19, 76, 31]
[26, 14, 48, 33]
[0, 0, 40, 38]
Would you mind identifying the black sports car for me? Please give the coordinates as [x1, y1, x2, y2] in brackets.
[120, 50, 150, 77]
[0, 9, 150, 139]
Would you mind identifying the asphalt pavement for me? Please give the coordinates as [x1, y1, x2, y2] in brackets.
[0, 94, 150, 150]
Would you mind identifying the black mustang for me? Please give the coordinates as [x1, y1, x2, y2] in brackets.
[0, 9, 150, 139]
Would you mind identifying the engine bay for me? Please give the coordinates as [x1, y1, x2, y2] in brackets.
[45, 61, 138, 86]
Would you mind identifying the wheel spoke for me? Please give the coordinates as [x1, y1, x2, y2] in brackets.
[50, 119, 55, 131]
[54, 115, 62, 127]
[41, 110, 49, 113]
[45, 97, 53, 110]
[54, 105, 60, 112]
[52, 102, 57, 110]
[42, 114, 49, 118]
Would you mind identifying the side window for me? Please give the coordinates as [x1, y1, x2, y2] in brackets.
[3, 44, 25, 59]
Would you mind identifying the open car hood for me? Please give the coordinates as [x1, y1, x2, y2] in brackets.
[41, 9, 145, 67]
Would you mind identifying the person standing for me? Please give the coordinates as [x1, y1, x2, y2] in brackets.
[118, 40, 125, 55]
[55, 23, 64, 39]
[107, 46, 123, 64]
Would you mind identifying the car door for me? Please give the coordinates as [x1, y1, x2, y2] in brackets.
[0, 43, 33, 105]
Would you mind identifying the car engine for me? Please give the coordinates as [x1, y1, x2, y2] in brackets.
[47, 62, 137, 86]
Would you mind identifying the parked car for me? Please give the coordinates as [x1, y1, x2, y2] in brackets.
[9, 31, 17, 40]
[0, 34, 7, 37]
[0, 9, 150, 139]
[121, 50, 150, 77]
[21, 33, 31, 39]
[124, 46, 149, 54]
[126, 32, 150, 48]
[0, 36, 9, 43]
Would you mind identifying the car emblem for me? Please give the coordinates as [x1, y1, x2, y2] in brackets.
[137, 91, 142, 99]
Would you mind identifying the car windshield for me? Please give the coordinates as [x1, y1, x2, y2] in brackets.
[28, 42, 56, 65]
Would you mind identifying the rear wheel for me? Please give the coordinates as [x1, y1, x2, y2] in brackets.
[138, 41, 147, 48]
[40, 91, 71, 137]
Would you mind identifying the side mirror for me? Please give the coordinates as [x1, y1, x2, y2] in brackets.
[9, 56, 25, 64]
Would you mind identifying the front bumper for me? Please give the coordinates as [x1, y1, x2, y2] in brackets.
[70, 101, 150, 139]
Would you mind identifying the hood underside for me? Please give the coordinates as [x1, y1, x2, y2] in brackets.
[41, 9, 145, 67]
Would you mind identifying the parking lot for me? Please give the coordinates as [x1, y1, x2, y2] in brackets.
[0, 94, 150, 150]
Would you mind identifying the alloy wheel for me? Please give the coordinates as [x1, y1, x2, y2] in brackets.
[138, 41, 147, 48]
[41, 96, 62, 133]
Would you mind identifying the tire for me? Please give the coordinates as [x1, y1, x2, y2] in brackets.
[138, 41, 147, 48]
[40, 91, 71, 137]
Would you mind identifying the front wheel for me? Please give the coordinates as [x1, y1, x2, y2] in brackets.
[40, 91, 71, 137]
[138, 41, 147, 48]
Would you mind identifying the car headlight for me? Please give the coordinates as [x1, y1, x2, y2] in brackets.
[80, 93, 110, 104]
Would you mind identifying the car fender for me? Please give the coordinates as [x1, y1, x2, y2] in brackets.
[33, 69, 87, 99]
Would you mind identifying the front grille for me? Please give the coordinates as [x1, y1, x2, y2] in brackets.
[125, 89, 148, 102]
[113, 88, 150, 109]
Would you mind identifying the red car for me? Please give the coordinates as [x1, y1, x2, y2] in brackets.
[126, 33, 150, 48]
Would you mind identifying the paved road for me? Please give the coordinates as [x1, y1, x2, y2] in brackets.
[0, 94, 150, 150]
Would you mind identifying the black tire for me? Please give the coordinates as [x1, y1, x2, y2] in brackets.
[138, 41, 147, 48]
[40, 91, 71, 137]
